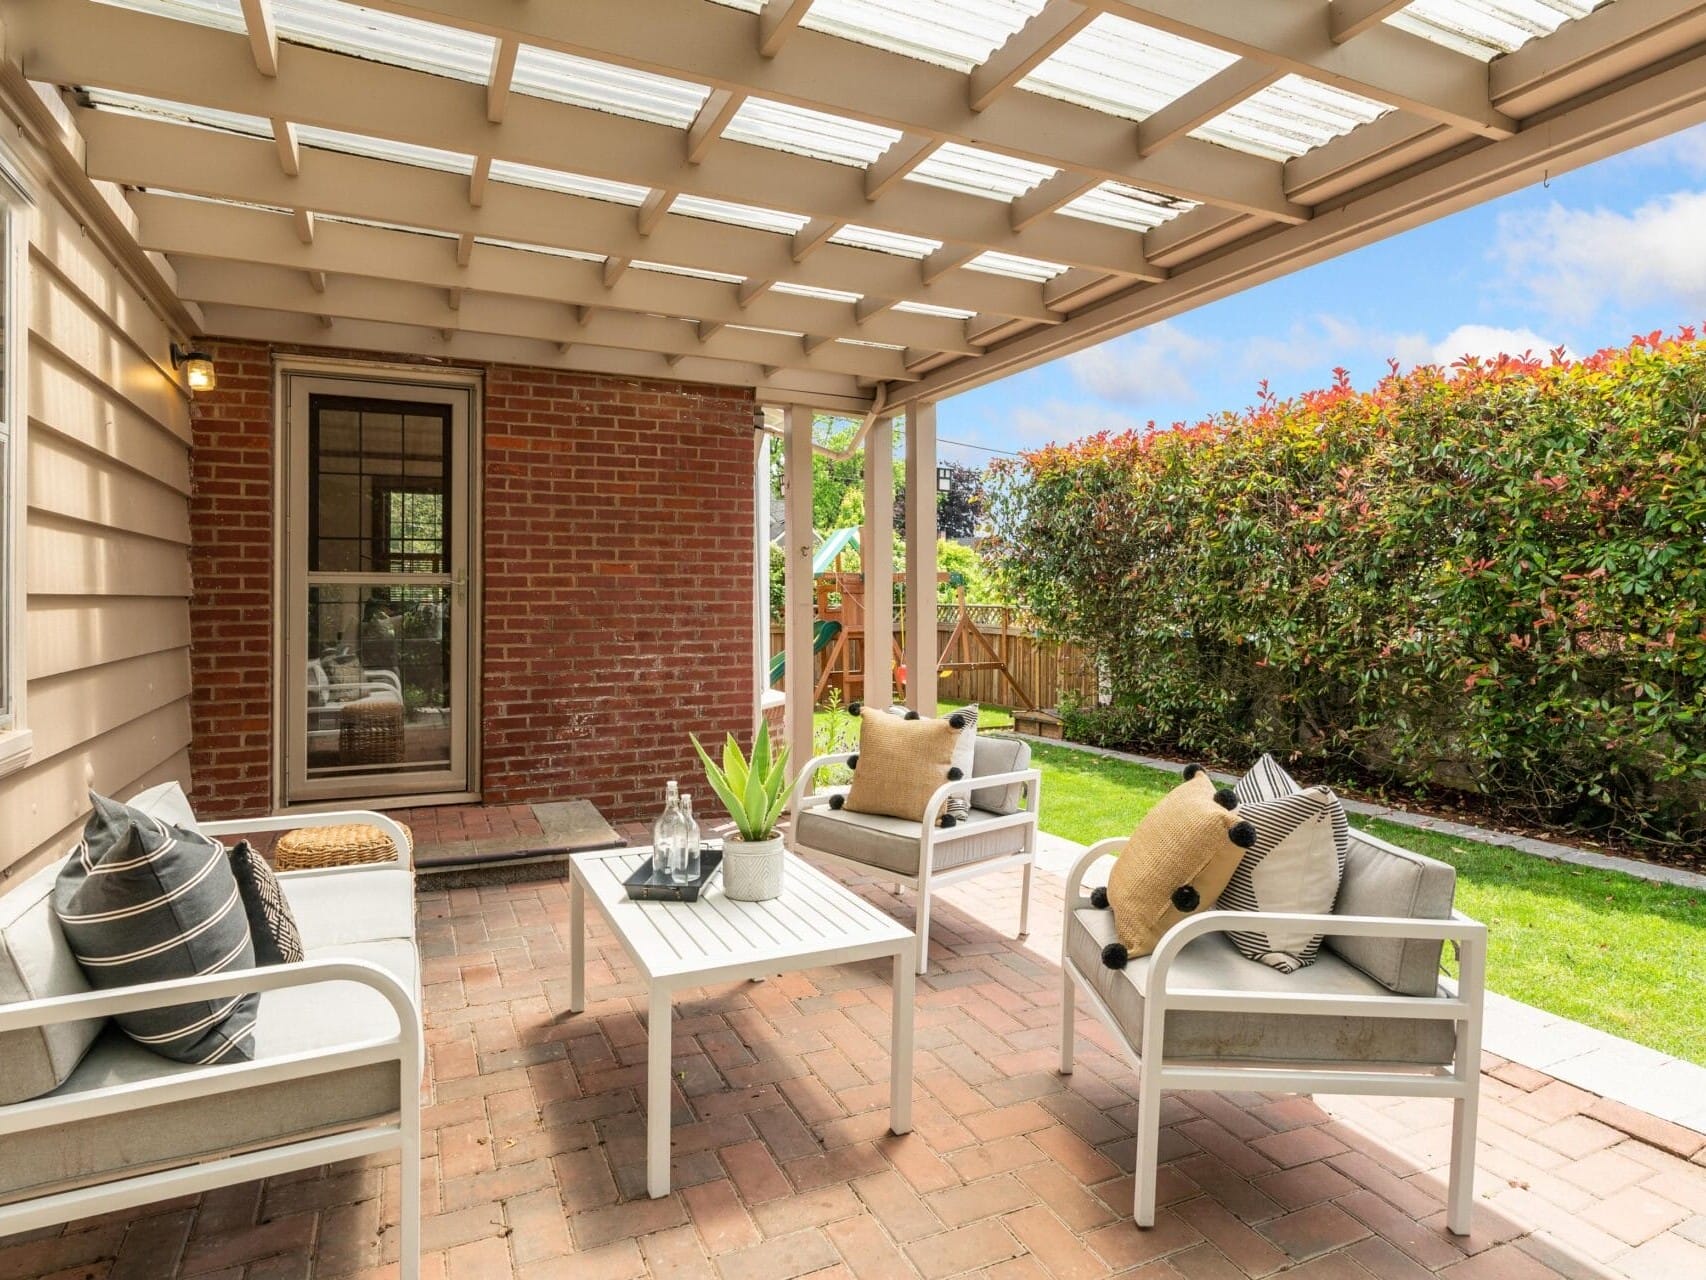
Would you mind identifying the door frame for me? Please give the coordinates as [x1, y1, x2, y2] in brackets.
[271, 354, 483, 812]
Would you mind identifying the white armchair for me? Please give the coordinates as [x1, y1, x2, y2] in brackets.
[789, 735, 1041, 974]
[1060, 827, 1486, 1234]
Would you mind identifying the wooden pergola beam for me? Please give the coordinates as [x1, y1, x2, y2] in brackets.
[1136, 60, 1283, 157]
[1328, 0, 1413, 45]
[237, 0, 277, 77]
[968, 1, 1096, 112]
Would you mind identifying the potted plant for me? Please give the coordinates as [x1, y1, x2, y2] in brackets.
[692, 722, 790, 901]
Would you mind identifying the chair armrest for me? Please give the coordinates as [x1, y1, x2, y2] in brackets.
[919, 767, 1041, 831]
[1063, 838, 1127, 905]
[789, 752, 856, 813]
[198, 811, 412, 871]
[1145, 909, 1488, 1009]
[0, 958, 419, 1035]
[361, 669, 403, 696]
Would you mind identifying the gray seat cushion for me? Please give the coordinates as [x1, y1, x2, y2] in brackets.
[795, 805, 1029, 878]
[0, 935, 416, 1205]
[971, 736, 1031, 815]
[1066, 907, 1456, 1066]
[0, 860, 102, 1105]
[1327, 832, 1455, 996]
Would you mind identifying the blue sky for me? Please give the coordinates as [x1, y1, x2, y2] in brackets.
[937, 122, 1706, 464]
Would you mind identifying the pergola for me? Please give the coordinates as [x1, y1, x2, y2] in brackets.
[2, 0, 1703, 769]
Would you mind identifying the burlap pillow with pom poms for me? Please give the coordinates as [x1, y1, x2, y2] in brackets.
[1090, 767, 1256, 968]
[834, 709, 965, 824]
[849, 702, 978, 822]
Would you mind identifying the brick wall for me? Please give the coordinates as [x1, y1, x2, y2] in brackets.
[187, 340, 277, 818]
[186, 340, 758, 821]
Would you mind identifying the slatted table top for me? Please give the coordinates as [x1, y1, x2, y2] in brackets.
[570, 847, 912, 984]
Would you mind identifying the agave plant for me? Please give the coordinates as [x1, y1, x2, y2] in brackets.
[691, 721, 791, 842]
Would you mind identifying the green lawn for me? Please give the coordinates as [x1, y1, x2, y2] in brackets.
[1017, 736, 1706, 1066]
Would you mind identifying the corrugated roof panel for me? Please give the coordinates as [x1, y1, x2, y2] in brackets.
[296, 124, 473, 174]
[512, 45, 711, 127]
[723, 97, 902, 167]
[488, 160, 650, 206]
[669, 194, 812, 235]
[634, 261, 747, 284]
[320, 211, 454, 238]
[1060, 181, 1196, 232]
[908, 143, 1055, 200]
[80, 87, 272, 138]
[830, 225, 942, 257]
[803, 0, 1050, 73]
[894, 300, 977, 319]
[92, 0, 243, 31]
[476, 236, 607, 263]
[1020, 14, 1236, 122]
[1193, 74, 1390, 161]
[1389, 0, 1598, 61]
[964, 251, 1067, 282]
[772, 282, 866, 303]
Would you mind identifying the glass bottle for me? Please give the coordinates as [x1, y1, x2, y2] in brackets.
[672, 794, 703, 885]
[651, 780, 682, 879]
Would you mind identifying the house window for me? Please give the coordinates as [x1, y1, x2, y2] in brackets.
[0, 157, 31, 777]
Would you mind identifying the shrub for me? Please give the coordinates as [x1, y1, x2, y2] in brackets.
[985, 330, 1706, 846]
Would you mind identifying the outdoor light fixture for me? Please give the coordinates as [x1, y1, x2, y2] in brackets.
[171, 343, 218, 392]
[936, 464, 952, 493]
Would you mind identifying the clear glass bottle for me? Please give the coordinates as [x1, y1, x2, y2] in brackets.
[672, 794, 703, 885]
[651, 780, 682, 879]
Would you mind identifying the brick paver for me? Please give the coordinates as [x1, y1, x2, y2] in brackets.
[4, 830, 1699, 1279]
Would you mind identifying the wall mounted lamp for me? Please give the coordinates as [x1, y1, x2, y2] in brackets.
[171, 343, 218, 392]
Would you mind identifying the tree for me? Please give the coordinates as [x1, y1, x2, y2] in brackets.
[895, 460, 984, 540]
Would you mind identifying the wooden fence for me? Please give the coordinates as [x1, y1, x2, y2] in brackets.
[769, 605, 1098, 711]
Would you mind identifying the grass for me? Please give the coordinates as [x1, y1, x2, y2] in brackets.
[806, 698, 1705, 1062]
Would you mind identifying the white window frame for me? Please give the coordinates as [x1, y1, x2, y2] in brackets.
[0, 146, 33, 777]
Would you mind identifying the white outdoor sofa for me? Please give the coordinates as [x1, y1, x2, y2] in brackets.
[1061, 824, 1487, 1234]
[0, 795, 423, 1278]
[790, 735, 1042, 973]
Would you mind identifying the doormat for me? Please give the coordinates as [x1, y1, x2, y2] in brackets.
[414, 799, 626, 886]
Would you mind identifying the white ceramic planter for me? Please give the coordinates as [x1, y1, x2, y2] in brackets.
[722, 835, 785, 901]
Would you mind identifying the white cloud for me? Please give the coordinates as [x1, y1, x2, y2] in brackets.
[1064, 321, 1217, 406]
[1002, 399, 1153, 449]
[1235, 313, 1430, 380]
[1495, 189, 1706, 325]
[1427, 323, 1572, 365]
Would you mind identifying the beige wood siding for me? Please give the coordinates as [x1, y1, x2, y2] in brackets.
[0, 176, 194, 883]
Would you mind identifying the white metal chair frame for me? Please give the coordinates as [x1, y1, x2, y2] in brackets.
[1061, 837, 1487, 1235]
[0, 811, 424, 1280]
[790, 751, 1042, 973]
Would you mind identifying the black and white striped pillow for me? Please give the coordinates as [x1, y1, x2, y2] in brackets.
[1220, 756, 1348, 972]
[54, 793, 259, 1065]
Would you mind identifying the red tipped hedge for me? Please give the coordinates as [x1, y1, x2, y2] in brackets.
[986, 329, 1706, 846]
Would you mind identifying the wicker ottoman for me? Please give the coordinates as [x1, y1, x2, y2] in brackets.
[339, 698, 404, 765]
[275, 821, 415, 872]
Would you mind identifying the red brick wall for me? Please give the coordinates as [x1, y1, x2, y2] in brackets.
[186, 340, 277, 818]
[186, 340, 757, 821]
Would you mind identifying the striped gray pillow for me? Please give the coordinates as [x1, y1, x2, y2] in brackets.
[1220, 756, 1349, 972]
[54, 793, 258, 1065]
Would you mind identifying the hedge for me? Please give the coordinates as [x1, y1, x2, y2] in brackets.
[985, 330, 1706, 846]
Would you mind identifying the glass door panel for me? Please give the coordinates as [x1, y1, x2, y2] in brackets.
[284, 377, 473, 803]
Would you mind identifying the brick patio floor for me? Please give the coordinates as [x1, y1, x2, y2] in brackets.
[5, 829, 1703, 1280]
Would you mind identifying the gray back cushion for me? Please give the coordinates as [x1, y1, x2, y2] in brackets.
[55, 794, 259, 1065]
[1326, 830, 1456, 996]
[0, 859, 104, 1104]
[971, 736, 1031, 815]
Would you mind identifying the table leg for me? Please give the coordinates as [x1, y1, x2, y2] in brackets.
[568, 875, 585, 1014]
[889, 942, 916, 1135]
[647, 985, 672, 1198]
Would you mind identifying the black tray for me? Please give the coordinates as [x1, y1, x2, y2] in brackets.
[623, 842, 724, 901]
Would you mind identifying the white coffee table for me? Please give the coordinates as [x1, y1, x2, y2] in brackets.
[568, 847, 917, 1197]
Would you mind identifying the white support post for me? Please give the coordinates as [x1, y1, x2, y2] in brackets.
[861, 415, 895, 709]
[753, 419, 772, 738]
[903, 402, 938, 714]
[782, 405, 816, 786]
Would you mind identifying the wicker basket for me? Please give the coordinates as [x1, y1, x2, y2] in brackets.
[339, 698, 405, 765]
[275, 821, 414, 872]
